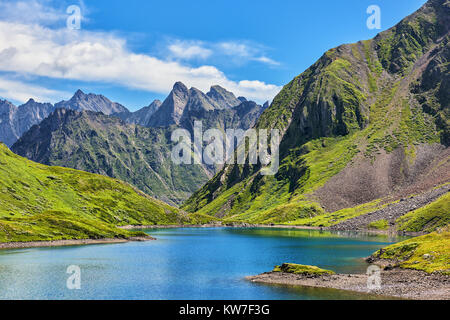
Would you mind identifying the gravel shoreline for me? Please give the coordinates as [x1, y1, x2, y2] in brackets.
[246, 269, 450, 300]
[0, 236, 154, 250]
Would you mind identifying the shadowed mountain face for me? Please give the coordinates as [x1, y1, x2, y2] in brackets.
[11, 108, 210, 206]
[182, 0, 450, 222]
[207, 85, 242, 109]
[0, 99, 55, 147]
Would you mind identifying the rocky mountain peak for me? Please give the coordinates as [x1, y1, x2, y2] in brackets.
[207, 85, 241, 109]
[73, 89, 85, 98]
[173, 81, 189, 94]
[0, 99, 16, 110]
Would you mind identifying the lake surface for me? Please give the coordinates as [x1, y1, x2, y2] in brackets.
[0, 227, 408, 300]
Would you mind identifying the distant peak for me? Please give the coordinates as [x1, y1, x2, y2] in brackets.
[209, 85, 227, 93]
[0, 99, 15, 107]
[173, 81, 188, 92]
[210, 84, 222, 89]
[73, 89, 85, 97]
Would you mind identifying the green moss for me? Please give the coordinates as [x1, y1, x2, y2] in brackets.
[273, 263, 335, 276]
[364, 40, 383, 77]
[372, 226, 450, 274]
[367, 219, 389, 230]
[396, 193, 450, 233]
[375, 11, 438, 75]
[187, 212, 220, 224]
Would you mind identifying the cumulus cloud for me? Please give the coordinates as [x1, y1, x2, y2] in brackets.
[168, 41, 213, 60]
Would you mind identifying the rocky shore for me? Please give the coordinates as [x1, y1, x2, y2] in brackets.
[247, 268, 450, 300]
[0, 236, 153, 250]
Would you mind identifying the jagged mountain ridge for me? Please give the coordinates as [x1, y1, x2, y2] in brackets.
[0, 90, 129, 147]
[147, 82, 254, 127]
[182, 0, 450, 223]
[0, 83, 265, 147]
[0, 99, 55, 147]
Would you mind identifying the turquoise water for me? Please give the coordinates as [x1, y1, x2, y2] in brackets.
[0, 227, 407, 300]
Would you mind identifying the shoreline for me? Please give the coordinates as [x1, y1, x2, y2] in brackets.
[0, 223, 421, 251]
[0, 236, 154, 250]
[246, 269, 450, 300]
[119, 223, 423, 236]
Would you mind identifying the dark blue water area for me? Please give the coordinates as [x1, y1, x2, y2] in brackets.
[0, 227, 408, 300]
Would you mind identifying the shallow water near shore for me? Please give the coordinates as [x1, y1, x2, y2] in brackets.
[0, 227, 409, 300]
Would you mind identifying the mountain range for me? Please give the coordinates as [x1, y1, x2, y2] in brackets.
[0, 83, 267, 146]
[0, 90, 126, 147]
[8, 83, 267, 205]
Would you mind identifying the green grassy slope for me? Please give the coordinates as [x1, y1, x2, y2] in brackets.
[371, 225, 450, 274]
[183, 0, 449, 224]
[396, 193, 450, 233]
[0, 144, 190, 243]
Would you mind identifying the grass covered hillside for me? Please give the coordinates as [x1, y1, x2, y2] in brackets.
[370, 225, 450, 274]
[183, 0, 450, 224]
[0, 143, 190, 243]
[396, 192, 450, 233]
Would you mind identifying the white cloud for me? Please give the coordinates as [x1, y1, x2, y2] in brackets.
[0, 77, 70, 103]
[218, 42, 252, 57]
[168, 41, 213, 60]
[216, 41, 280, 66]
[0, 0, 65, 26]
[253, 56, 280, 66]
[0, 21, 281, 102]
[166, 39, 280, 67]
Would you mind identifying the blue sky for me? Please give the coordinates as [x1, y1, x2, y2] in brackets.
[0, 0, 427, 110]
